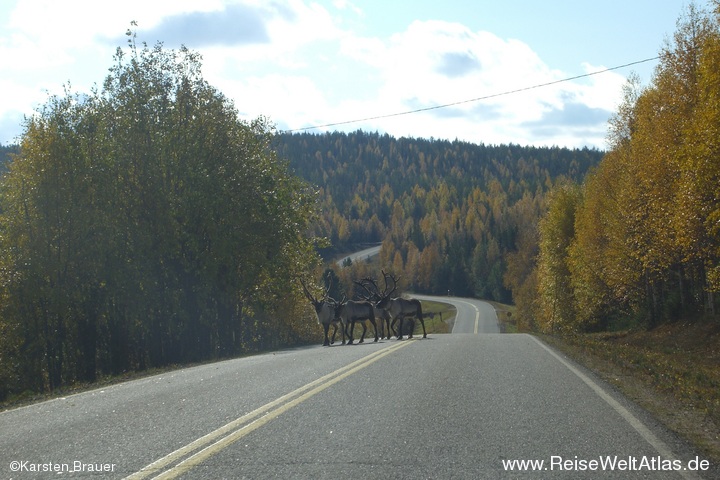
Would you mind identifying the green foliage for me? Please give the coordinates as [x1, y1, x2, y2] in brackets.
[536, 183, 582, 332]
[0, 34, 319, 398]
[0, 143, 18, 175]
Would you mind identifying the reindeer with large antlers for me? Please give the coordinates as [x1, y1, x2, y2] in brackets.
[300, 276, 345, 346]
[354, 278, 392, 340]
[366, 270, 427, 340]
[333, 294, 379, 345]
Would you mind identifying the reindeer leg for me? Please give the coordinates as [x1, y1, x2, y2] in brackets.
[330, 323, 337, 345]
[359, 322, 366, 343]
[390, 317, 398, 339]
[323, 323, 330, 346]
[347, 320, 355, 345]
[396, 317, 404, 340]
[370, 318, 379, 342]
[341, 320, 350, 345]
[407, 315, 414, 339]
[415, 302, 426, 338]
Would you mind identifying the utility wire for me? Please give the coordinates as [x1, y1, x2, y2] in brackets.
[287, 56, 659, 132]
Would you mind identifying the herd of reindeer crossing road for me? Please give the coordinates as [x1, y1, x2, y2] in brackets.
[301, 270, 427, 346]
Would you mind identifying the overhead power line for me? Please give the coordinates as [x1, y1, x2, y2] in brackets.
[287, 56, 660, 133]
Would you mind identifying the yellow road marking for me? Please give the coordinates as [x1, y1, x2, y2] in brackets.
[125, 340, 413, 480]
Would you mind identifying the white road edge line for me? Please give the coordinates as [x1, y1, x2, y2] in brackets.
[474, 305, 479, 334]
[530, 335, 702, 480]
[452, 298, 480, 334]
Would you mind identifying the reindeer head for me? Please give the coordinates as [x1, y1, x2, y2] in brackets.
[377, 270, 401, 308]
[352, 271, 399, 309]
[332, 294, 347, 320]
[300, 275, 334, 315]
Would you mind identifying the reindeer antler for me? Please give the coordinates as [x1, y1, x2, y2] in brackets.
[369, 270, 399, 308]
[301, 271, 335, 303]
[353, 276, 380, 302]
[323, 271, 333, 300]
[381, 270, 399, 298]
[299, 278, 319, 304]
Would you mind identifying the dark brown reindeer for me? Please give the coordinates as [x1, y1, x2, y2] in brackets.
[372, 305, 392, 339]
[333, 294, 378, 345]
[368, 271, 427, 340]
[300, 277, 345, 346]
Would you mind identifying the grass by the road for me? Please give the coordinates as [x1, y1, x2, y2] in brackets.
[538, 321, 720, 465]
[417, 300, 455, 334]
[389, 299, 456, 336]
[495, 304, 719, 463]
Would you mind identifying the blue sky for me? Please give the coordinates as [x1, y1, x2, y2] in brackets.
[0, 0, 710, 148]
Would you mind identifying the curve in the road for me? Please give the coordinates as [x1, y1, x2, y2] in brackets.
[410, 294, 500, 334]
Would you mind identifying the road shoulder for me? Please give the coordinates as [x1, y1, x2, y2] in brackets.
[538, 333, 720, 470]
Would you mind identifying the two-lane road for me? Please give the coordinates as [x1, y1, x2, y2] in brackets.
[1, 304, 713, 478]
[409, 294, 500, 333]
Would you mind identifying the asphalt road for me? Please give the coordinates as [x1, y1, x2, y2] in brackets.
[409, 294, 500, 334]
[336, 245, 381, 267]
[1, 318, 713, 478]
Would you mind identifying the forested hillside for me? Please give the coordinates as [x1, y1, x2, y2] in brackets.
[0, 144, 17, 174]
[275, 131, 603, 302]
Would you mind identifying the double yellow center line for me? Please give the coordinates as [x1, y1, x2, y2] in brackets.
[125, 340, 413, 480]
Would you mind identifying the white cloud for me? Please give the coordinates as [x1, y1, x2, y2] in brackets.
[332, 0, 362, 17]
[265, 0, 342, 46]
[575, 62, 628, 111]
[0, 0, 624, 148]
[0, 33, 70, 71]
[219, 73, 332, 129]
[303, 18, 615, 147]
[9, 0, 213, 47]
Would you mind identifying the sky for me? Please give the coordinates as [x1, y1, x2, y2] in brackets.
[0, 0, 712, 149]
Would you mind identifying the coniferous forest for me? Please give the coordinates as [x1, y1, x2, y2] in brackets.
[275, 131, 601, 303]
[1, 4, 719, 402]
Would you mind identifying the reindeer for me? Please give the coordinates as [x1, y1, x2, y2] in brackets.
[300, 277, 345, 346]
[354, 278, 392, 340]
[333, 295, 379, 345]
[373, 306, 392, 340]
[369, 270, 427, 340]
